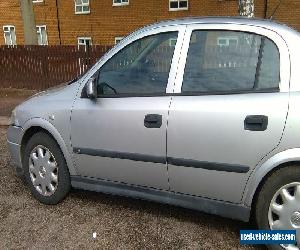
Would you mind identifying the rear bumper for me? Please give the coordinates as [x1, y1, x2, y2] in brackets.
[7, 125, 24, 175]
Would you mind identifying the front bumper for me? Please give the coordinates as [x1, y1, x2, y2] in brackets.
[7, 125, 24, 175]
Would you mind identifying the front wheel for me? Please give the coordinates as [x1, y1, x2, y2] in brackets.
[23, 132, 71, 204]
[255, 166, 300, 250]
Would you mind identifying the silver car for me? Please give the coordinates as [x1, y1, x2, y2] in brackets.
[7, 17, 300, 249]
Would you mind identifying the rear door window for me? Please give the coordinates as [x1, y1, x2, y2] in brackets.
[182, 30, 280, 93]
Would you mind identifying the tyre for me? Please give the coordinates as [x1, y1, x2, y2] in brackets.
[23, 132, 71, 204]
[255, 166, 300, 250]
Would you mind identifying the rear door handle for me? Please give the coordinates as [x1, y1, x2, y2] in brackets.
[144, 114, 162, 128]
[244, 115, 268, 131]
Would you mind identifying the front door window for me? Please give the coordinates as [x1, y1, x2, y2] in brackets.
[97, 32, 178, 96]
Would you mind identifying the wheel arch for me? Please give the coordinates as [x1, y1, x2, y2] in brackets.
[21, 118, 77, 176]
[243, 148, 300, 209]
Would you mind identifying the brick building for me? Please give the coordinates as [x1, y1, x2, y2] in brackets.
[0, 0, 299, 46]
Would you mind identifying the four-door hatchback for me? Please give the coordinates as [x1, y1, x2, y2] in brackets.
[7, 17, 300, 250]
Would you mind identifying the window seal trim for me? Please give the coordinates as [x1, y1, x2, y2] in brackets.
[177, 87, 280, 96]
[81, 87, 280, 99]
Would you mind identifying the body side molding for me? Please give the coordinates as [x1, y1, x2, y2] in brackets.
[168, 157, 249, 173]
[73, 147, 166, 164]
[73, 147, 250, 173]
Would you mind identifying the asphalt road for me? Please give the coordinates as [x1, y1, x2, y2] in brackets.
[0, 126, 264, 249]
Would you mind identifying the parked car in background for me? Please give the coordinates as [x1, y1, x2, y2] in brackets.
[7, 17, 300, 250]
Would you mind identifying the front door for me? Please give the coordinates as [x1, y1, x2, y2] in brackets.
[71, 30, 181, 190]
[167, 27, 290, 203]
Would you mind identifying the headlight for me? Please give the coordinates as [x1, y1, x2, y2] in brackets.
[10, 109, 19, 126]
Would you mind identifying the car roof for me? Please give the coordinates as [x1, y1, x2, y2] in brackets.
[138, 16, 299, 37]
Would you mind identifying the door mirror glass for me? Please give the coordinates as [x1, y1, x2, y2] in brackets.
[86, 77, 97, 99]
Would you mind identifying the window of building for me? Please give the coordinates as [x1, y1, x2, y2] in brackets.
[115, 37, 124, 44]
[78, 37, 92, 48]
[75, 0, 90, 14]
[217, 37, 238, 47]
[3, 25, 16, 46]
[97, 32, 178, 96]
[182, 30, 280, 93]
[169, 0, 188, 11]
[36, 25, 48, 45]
[169, 38, 177, 46]
[113, 0, 129, 6]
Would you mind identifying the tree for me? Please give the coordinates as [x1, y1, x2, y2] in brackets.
[238, 0, 255, 17]
[20, 0, 38, 45]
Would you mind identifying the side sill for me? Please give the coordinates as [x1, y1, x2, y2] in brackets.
[71, 176, 250, 222]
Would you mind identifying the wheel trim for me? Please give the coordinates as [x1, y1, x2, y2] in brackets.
[268, 182, 300, 250]
[28, 145, 58, 197]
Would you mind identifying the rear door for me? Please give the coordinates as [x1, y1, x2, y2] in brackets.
[167, 24, 290, 203]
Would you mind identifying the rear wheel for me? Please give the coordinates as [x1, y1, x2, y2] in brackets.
[255, 166, 300, 250]
[23, 132, 70, 204]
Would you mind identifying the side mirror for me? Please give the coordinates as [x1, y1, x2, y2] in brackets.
[86, 77, 97, 99]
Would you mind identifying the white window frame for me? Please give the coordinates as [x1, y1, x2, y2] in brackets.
[114, 36, 124, 44]
[169, 0, 188, 11]
[217, 36, 239, 47]
[33, 0, 44, 3]
[78, 37, 92, 47]
[75, 0, 90, 14]
[169, 38, 177, 47]
[3, 25, 16, 46]
[36, 25, 48, 45]
[113, 0, 129, 6]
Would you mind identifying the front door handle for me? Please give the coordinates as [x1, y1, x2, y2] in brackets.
[144, 114, 162, 128]
[244, 115, 268, 131]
